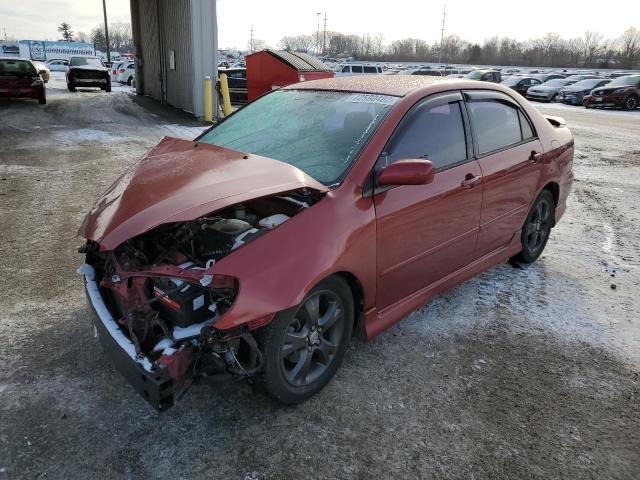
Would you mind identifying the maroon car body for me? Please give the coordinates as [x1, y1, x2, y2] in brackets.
[79, 76, 574, 409]
[0, 57, 46, 104]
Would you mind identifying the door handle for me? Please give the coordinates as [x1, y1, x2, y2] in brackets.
[529, 150, 543, 162]
[461, 174, 482, 189]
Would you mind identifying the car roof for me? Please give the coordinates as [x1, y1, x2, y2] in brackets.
[0, 57, 32, 61]
[286, 75, 450, 97]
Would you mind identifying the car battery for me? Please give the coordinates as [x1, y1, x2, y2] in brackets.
[150, 265, 213, 328]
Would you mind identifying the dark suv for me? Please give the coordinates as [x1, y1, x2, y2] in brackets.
[66, 56, 111, 92]
[583, 75, 640, 110]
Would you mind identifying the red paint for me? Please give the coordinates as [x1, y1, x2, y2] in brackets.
[81, 78, 574, 342]
[377, 159, 435, 186]
[245, 50, 334, 101]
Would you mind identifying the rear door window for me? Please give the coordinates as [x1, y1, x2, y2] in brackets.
[351, 66, 363, 74]
[465, 92, 536, 155]
[363, 66, 377, 74]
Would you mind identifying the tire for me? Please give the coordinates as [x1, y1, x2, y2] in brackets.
[105, 83, 112, 93]
[511, 189, 555, 264]
[127, 76, 133, 86]
[67, 82, 76, 92]
[256, 276, 354, 404]
[38, 96, 46, 105]
[624, 95, 638, 111]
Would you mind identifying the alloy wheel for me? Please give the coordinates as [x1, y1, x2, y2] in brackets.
[280, 290, 345, 387]
[625, 96, 638, 110]
[525, 197, 552, 254]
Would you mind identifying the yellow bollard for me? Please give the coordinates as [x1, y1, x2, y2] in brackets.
[204, 75, 213, 123]
[219, 73, 232, 117]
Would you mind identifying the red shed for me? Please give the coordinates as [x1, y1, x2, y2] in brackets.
[245, 49, 335, 101]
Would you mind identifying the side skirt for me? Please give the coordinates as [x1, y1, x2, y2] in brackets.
[364, 234, 522, 340]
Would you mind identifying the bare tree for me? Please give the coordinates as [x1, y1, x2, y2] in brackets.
[617, 27, 640, 69]
[582, 31, 604, 66]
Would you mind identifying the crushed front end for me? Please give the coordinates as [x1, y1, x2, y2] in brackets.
[78, 189, 321, 410]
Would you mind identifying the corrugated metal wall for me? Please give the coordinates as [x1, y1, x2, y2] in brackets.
[160, 0, 193, 112]
[137, 0, 162, 101]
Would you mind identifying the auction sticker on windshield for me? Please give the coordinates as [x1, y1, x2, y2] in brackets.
[346, 93, 398, 105]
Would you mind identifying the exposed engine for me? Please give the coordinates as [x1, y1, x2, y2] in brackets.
[79, 188, 323, 405]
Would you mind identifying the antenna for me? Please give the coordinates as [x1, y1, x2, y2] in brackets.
[438, 4, 446, 65]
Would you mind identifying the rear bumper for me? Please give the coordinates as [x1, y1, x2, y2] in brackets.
[80, 265, 176, 411]
[0, 86, 44, 100]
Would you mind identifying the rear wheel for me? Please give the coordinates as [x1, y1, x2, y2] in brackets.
[127, 76, 133, 86]
[38, 96, 46, 105]
[511, 189, 555, 264]
[105, 83, 112, 93]
[256, 276, 354, 404]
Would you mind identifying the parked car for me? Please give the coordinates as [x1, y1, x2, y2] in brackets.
[219, 67, 247, 104]
[335, 64, 384, 76]
[526, 78, 577, 102]
[556, 79, 611, 105]
[583, 75, 640, 110]
[0, 57, 46, 104]
[116, 61, 135, 85]
[530, 73, 565, 82]
[32, 61, 50, 83]
[465, 69, 502, 82]
[78, 76, 574, 410]
[410, 69, 443, 76]
[66, 56, 111, 92]
[110, 61, 126, 83]
[563, 74, 600, 82]
[46, 59, 69, 72]
[501, 76, 542, 97]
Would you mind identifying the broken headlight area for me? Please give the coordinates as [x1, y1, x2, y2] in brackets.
[78, 189, 321, 409]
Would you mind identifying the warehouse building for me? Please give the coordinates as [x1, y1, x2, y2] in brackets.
[129, 0, 218, 118]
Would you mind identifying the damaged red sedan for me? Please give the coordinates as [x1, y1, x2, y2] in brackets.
[78, 76, 574, 410]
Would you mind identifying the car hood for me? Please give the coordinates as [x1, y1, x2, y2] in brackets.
[532, 85, 562, 92]
[79, 136, 328, 250]
[69, 65, 109, 72]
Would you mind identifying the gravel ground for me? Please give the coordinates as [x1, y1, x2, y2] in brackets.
[1, 73, 639, 479]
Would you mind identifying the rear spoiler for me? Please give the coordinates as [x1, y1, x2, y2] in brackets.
[544, 115, 567, 128]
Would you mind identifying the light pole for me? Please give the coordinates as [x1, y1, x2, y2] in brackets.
[316, 12, 321, 55]
[102, 0, 111, 62]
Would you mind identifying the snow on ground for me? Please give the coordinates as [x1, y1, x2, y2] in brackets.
[0, 79, 639, 480]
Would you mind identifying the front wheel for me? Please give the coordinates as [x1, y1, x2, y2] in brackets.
[67, 82, 76, 92]
[256, 276, 354, 404]
[511, 189, 555, 264]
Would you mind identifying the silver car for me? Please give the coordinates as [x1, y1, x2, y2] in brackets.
[526, 78, 577, 102]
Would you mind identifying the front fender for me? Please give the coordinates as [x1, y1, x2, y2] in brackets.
[212, 182, 377, 331]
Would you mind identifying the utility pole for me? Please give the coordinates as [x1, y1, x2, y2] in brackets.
[438, 4, 446, 65]
[322, 12, 327, 56]
[3, 28, 7, 41]
[102, 0, 111, 62]
[250, 25, 254, 52]
[316, 12, 321, 55]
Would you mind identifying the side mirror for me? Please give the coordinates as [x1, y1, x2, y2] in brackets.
[378, 159, 435, 186]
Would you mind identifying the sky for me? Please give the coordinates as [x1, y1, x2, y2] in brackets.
[0, 0, 635, 49]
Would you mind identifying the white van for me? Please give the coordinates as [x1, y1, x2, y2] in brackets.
[334, 64, 383, 77]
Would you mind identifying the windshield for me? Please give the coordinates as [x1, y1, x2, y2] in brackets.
[70, 57, 104, 67]
[608, 75, 640, 87]
[0, 59, 37, 76]
[572, 79, 604, 88]
[544, 79, 570, 87]
[199, 89, 398, 185]
[501, 77, 522, 86]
